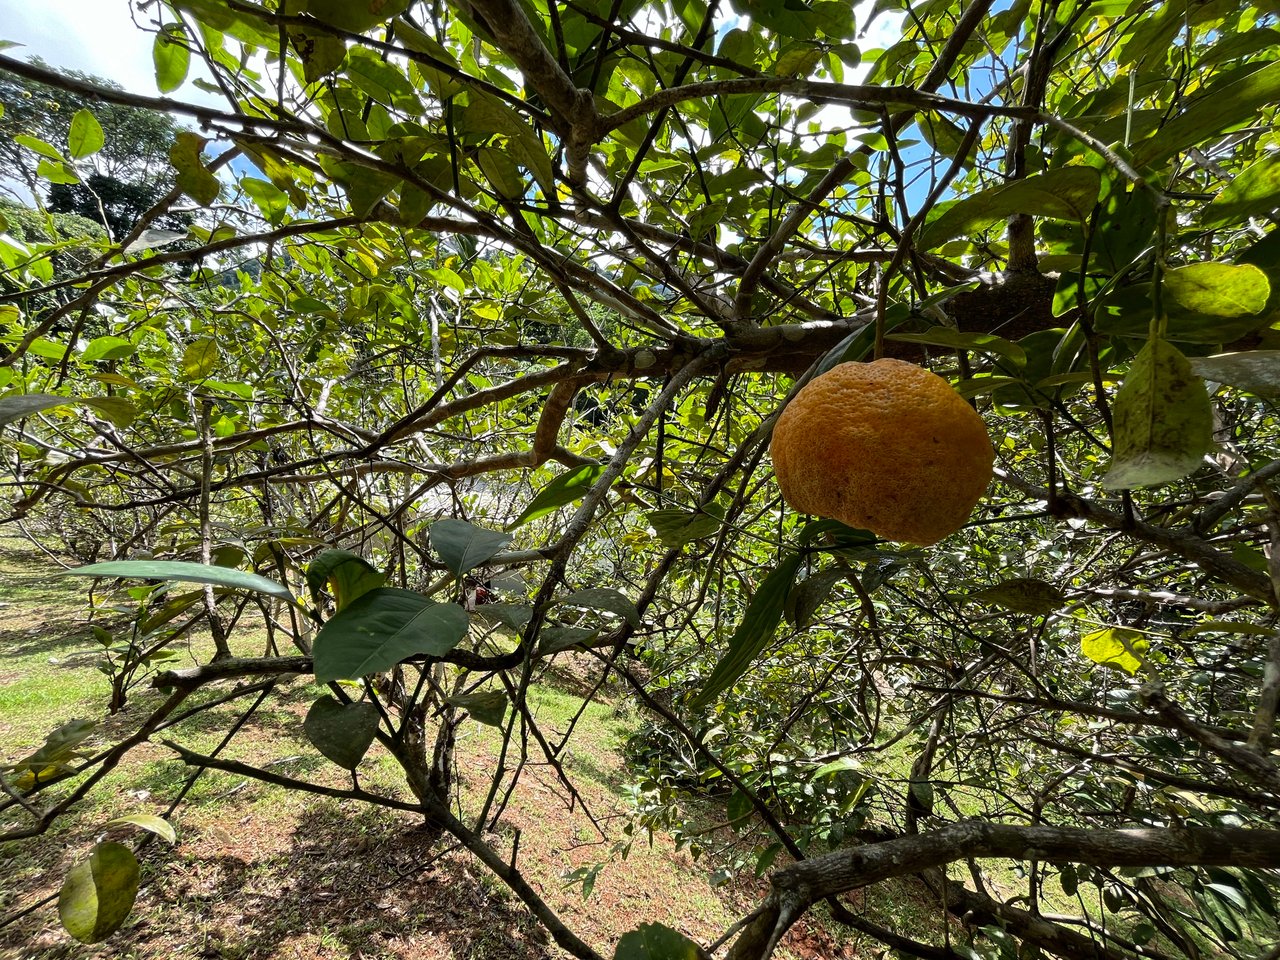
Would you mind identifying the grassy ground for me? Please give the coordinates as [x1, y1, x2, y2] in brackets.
[0, 536, 912, 960]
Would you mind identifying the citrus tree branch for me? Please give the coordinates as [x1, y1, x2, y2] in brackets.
[730, 823, 1280, 960]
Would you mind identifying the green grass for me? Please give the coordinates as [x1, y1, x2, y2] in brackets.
[2, 534, 858, 960]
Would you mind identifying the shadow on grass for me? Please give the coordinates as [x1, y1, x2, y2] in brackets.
[0, 620, 99, 661]
[2, 798, 559, 960]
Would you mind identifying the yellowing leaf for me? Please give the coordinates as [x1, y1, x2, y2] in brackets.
[181, 337, 219, 381]
[1164, 263, 1270, 318]
[169, 133, 220, 206]
[1081, 627, 1149, 676]
[1103, 338, 1213, 489]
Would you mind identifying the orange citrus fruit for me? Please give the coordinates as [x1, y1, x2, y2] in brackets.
[770, 359, 994, 545]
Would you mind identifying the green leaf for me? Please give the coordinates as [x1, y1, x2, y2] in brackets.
[918, 168, 1101, 249]
[81, 336, 135, 363]
[14, 133, 63, 160]
[690, 553, 803, 710]
[1094, 282, 1273, 343]
[444, 690, 508, 727]
[474, 602, 533, 632]
[785, 569, 850, 628]
[0, 393, 70, 427]
[647, 503, 725, 547]
[510, 463, 606, 528]
[300, 0, 412, 32]
[37, 158, 80, 185]
[554, 587, 640, 627]
[289, 28, 347, 84]
[61, 561, 296, 602]
[812, 755, 862, 779]
[917, 111, 977, 169]
[1205, 155, 1280, 228]
[305, 550, 386, 611]
[170, 133, 220, 205]
[1132, 61, 1280, 168]
[1164, 263, 1270, 318]
[755, 842, 783, 876]
[888, 328, 1026, 365]
[614, 922, 701, 960]
[392, 17, 463, 97]
[1191, 351, 1280, 396]
[68, 110, 105, 160]
[241, 177, 289, 225]
[972, 578, 1066, 615]
[476, 147, 523, 198]
[2, 717, 96, 789]
[538, 625, 600, 654]
[1081, 627, 1149, 676]
[1103, 338, 1214, 490]
[153, 23, 192, 93]
[81, 397, 137, 428]
[303, 695, 381, 768]
[181, 337, 219, 380]
[311, 587, 469, 683]
[58, 842, 140, 944]
[429, 519, 512, 576]
[102, 814, 177, 844]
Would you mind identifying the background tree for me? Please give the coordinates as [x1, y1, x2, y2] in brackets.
[2, 1, 1280, 959]
[0, 58, 189, 238]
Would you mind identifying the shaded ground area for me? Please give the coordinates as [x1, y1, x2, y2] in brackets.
[0, 536, 892, 959]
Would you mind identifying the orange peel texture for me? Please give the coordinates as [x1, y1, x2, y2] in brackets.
[770, 359, 995, 545]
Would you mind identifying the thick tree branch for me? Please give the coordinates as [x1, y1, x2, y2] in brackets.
[730, 822, 1280, 960]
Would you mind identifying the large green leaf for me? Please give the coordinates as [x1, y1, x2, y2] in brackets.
[0, 393, 71, 427]
[888, 328, 1026, 365]
[689, 553, 802, 710]
[510, 463, 606, 528]
[81, 336, 135, 363]
[429, 519, 512, 576]
[614, 923, 701, 960]
[1163, 263, 1270, 318]
[303, 695, 381, 768]
[311, 587, 469, 683]
[1204, 155, 1280, 228]
[1094, 282, 1274, 343]
[1191, 351, 1280, 396]
[81, 397, 138, 428]
[537, 625, 600, 654]
[785, 569, 852, 628]
[917, 168, 1101, 249]
[1132, 61, 1280, 168]
[58, 842, 140, 944]
[1103, 339, 1214, 489]
[61, 561, 296, 603]
[290, 27, 347, 84]
[474, 602, 533, 632]
[298, 0, 413, 33]
[181, 337, 219, 380]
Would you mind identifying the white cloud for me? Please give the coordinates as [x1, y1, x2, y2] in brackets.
[1, 0, 160, 95]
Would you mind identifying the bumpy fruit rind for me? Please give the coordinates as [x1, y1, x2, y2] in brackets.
[770, 359, 994, 545]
